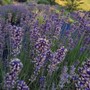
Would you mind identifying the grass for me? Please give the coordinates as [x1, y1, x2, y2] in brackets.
[55, 0, 90, 11]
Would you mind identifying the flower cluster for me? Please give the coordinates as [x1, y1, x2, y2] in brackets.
[9, 58, 23, 75]
[17, 80, 29, 90]
[4, 72, 17, 89]
[75, 59, 90, 90]
[4, 58, 23, 89]
[35, 38, 50, 53]
[30, 38, 51, 82]
[0, 21, 4, 58]
[48, 46, 67, 75]
[34, 53, 46, 74]
[59, 66, 69, 88]
[30, 27, 41, 44]
[0, 3, 90, 90]
[9, 25, 23, 56]
[0, 4, 28, 21]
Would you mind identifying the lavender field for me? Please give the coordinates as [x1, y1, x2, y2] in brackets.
[0, 1, 90, 90]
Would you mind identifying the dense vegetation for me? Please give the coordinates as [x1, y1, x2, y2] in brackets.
[0, 1, 90, 90]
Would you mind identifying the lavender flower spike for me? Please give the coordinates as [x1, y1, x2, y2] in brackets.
[9, 25, 23, 56]
[35, 37, 50, 53]
[75, 59, 90, 90]
[4, 72, 18, 90]
[9, 58, 23, 75]
[48, 46, 67, 75]
[17, 80, 30, 90]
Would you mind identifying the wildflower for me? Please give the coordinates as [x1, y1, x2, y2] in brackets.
[4, 58, 23, 89]
[35, 38, 50, 53]
[17, 80, 30, 90]
[4, 72, 18, 90]
[9, 25, 23, 56]
[9, 58, 23, 74]
[75, 59, 90, 90]
[0, 23, 4, 58]
[48, 46, 67, 75]
[59, 66, 70, 89]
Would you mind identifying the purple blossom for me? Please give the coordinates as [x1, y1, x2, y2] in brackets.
[74, 59, 90, 90]
[4, 58, 24, 89]
[48, 46, 67, 75]
[17, 80, 30, 90]
[35, 38, 50, 53]
[4, 72, 18, 90]
[33, 52, 48, 77]
[69, 65, 77, 78]
[30, 28, 41, 43]
[59, 66, 70, 88]
[9, 25, 23, 56]
[0, 4, 28, 19]
[9, 58, 23, 75]
[0, 20, 5, 58]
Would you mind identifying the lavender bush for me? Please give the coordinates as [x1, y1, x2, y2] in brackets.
[0, 3, 90, 90]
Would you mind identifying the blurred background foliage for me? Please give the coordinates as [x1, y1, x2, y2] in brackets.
[37, 0, 56, 5]
[55, 0, 90, 11]
[0, 0, 90, 11]
[0, 0, 12, 5]
[59, 0, 84, 11]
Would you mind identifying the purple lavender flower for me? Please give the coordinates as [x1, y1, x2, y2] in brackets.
[17, 80, 30, 90]
[59, 66, 70, 89]
[30, 37, 51, 82]
[9, 58, 23, 74]
[0, 21, 5, 58]
[35, 38, 50, 53]
[33, 52, 47, 77]
[69, 64, 77, 79]
[48, 46, 67, 75]
[4, 58, 23, 89]
[30, 27, 41, 44]
[54, 46, 67, 62]
[4, 72, 18, 90]
[39, 76, 46, 90]
[74, 59, 90, 90]
[9, 25, 23, 56]
[0, 4, 28, 19]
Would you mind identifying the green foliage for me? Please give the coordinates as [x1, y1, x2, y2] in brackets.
[0, 0, 12, 5]
[61, 0, 84, 11]
[37, 0, 56, 5]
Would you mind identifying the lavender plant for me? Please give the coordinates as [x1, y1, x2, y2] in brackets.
[17, 80, 29, 90]
[0, 3, 90, 90]
[9, 25, 23, 57]
[74, 59, 90, 90]
[4, 58, 23, 89]
[48, 46, 67, 75]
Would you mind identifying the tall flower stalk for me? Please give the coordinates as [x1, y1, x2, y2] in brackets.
[9, 25, 23, 57]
